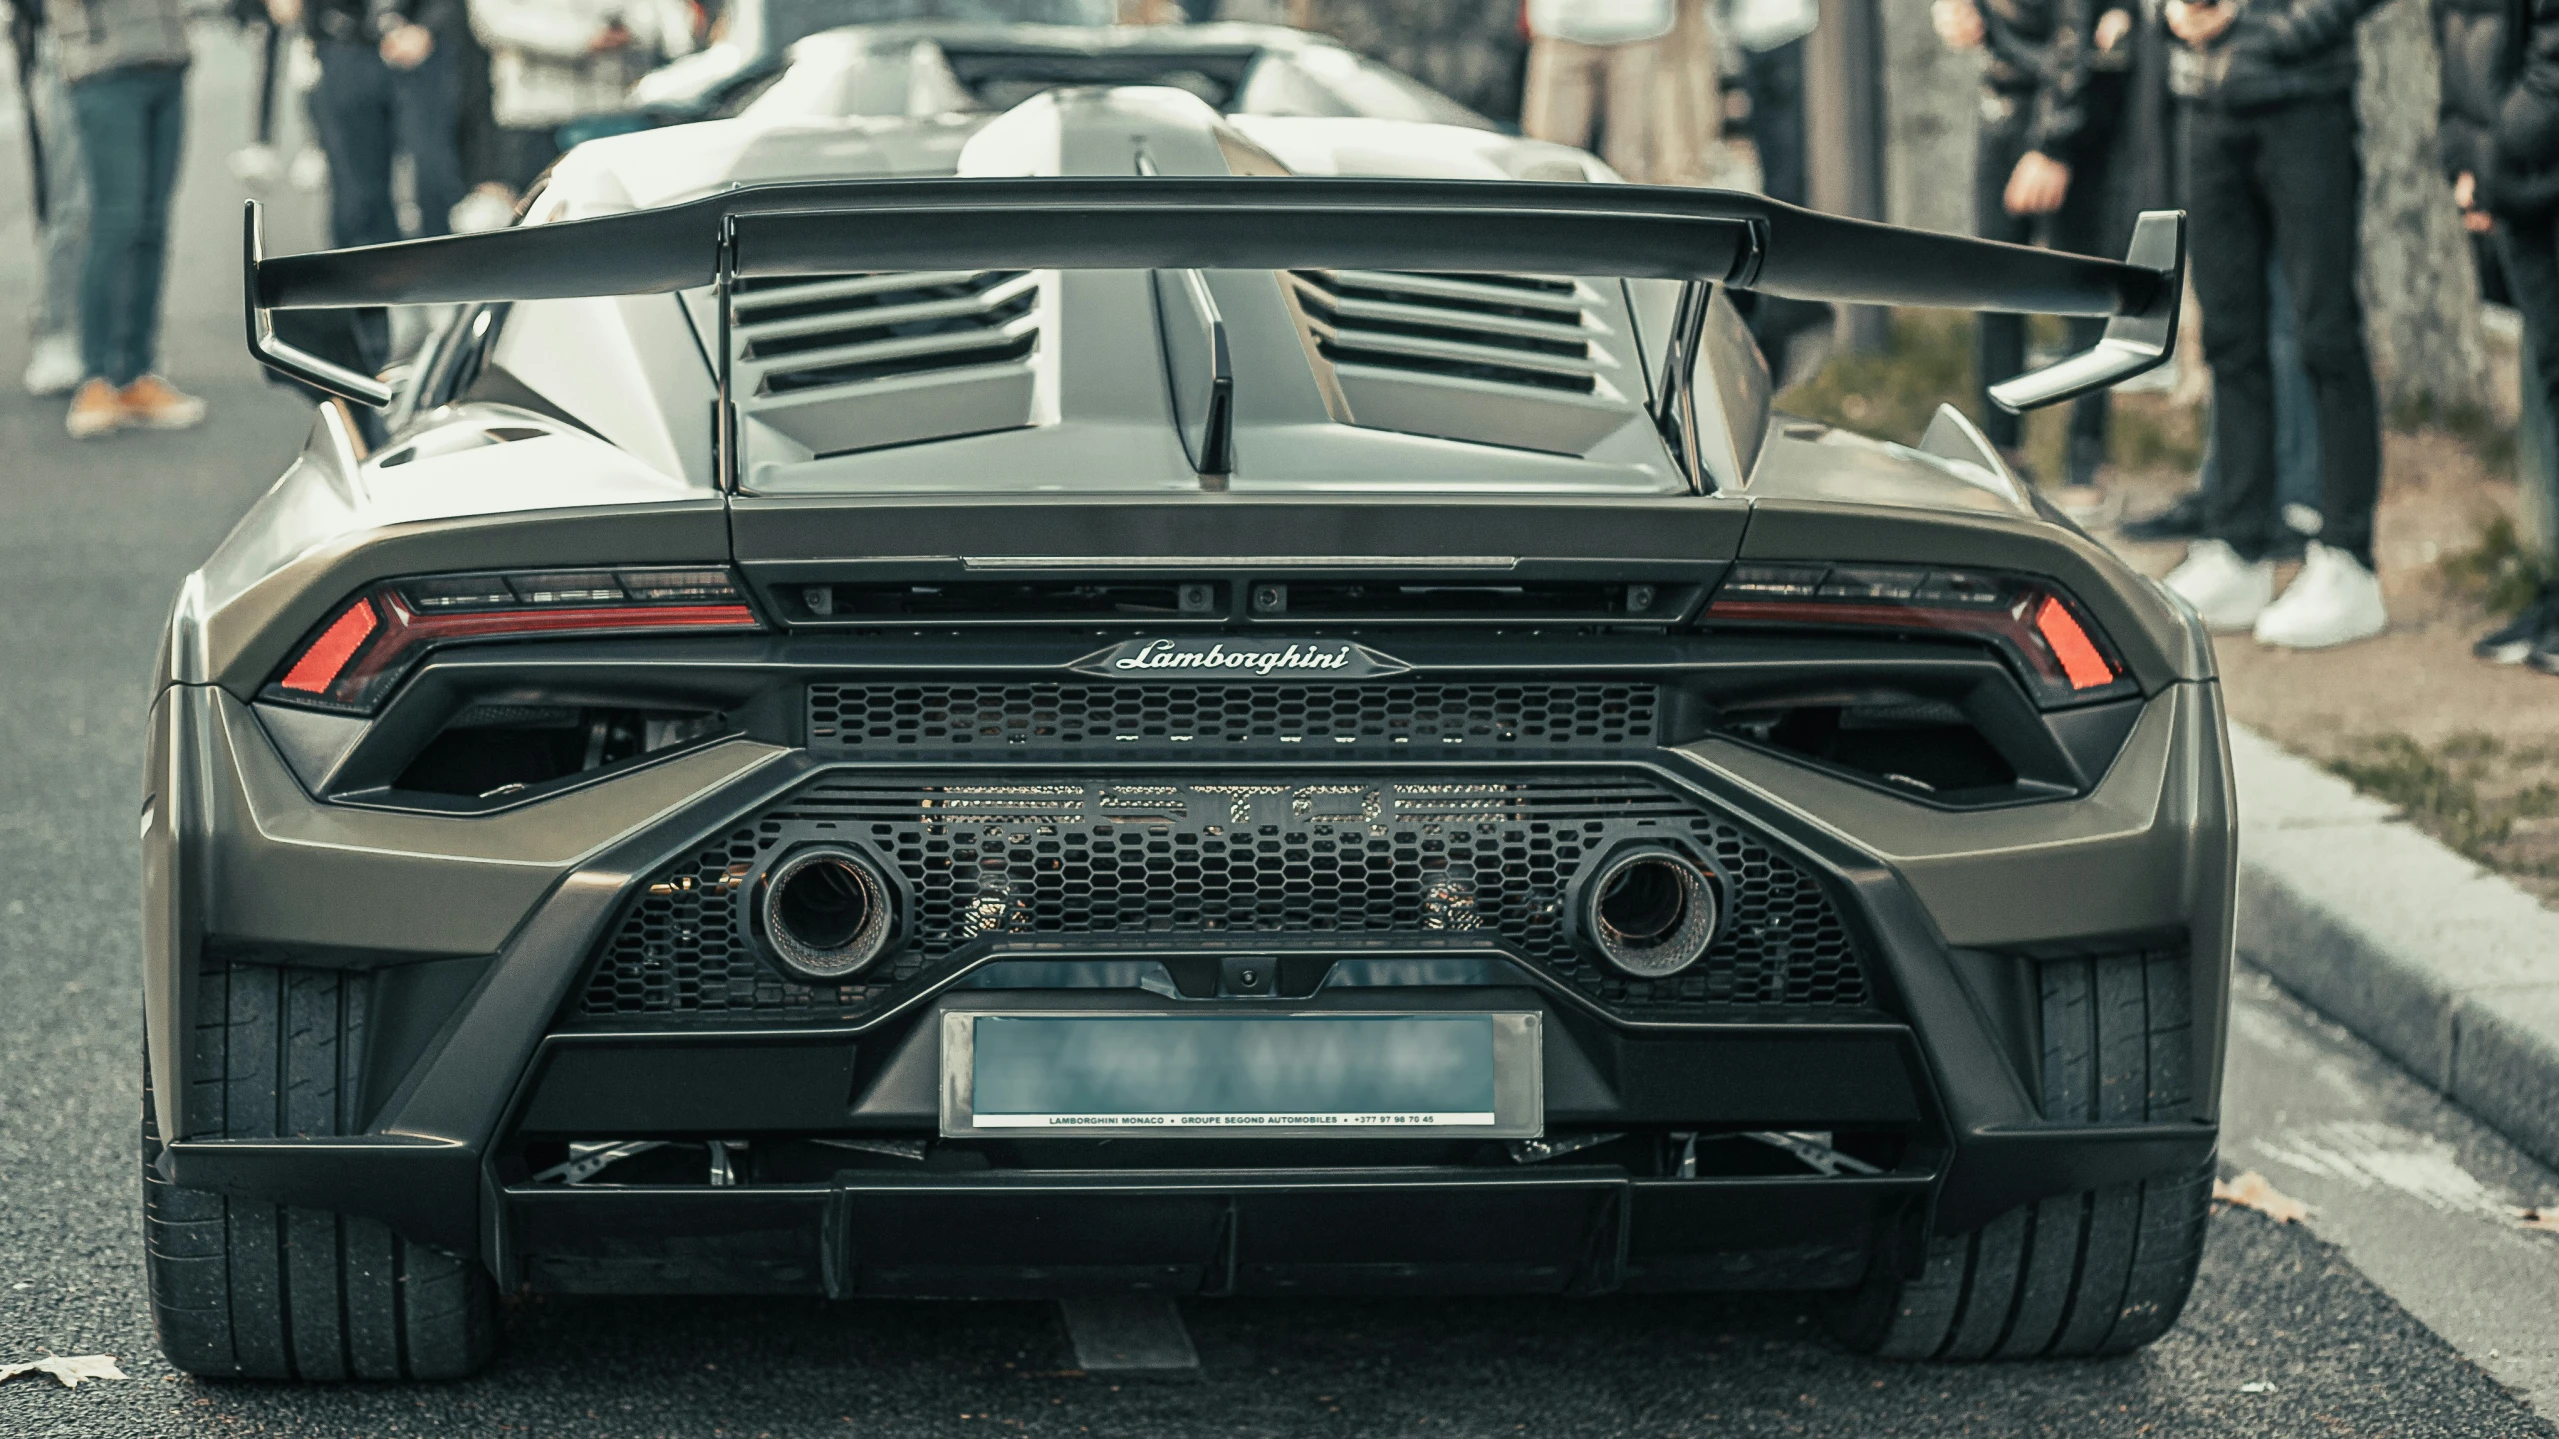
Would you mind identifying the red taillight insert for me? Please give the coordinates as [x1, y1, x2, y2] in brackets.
[2032, 594, 2115, 691]
[1703, 563, 2131, 704]
[265, 567, 761, 712]
[277, 598, 380, 694]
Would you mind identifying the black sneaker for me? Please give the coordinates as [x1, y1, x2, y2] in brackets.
[2121, 489, 2207, 542]
[2487, 589, 2559, 665]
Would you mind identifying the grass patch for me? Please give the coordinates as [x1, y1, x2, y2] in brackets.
[1775, 310, 2203, 482]
[2326, 732, 2559, 877]
[2387, 392, 2518, 478]
[2438, 513, 2553, 615]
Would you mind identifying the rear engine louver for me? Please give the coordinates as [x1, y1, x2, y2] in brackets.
[730, 270, 1041, 459]
[1285, 270, 1637, 456]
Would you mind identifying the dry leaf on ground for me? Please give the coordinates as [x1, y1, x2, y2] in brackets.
[0, 1355, 129, 1388]
[2514, 1206, 2559, 1234]
[2214, 1171, 2312, 1224]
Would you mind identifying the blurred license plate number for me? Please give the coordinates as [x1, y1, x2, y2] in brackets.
[950, 1014, 1534, 1134]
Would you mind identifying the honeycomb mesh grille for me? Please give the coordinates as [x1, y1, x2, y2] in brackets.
[577, 772, 1868, 1022]
[807, 681, 1659, 754]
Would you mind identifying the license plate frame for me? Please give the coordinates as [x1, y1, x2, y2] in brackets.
[938, 1010, 1544, 1139]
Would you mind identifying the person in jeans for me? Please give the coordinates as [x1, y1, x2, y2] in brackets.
[2158, 0, 2392, 649]
[2439, 0, 2559, 669]
[270, 0, 467, 249]
[47, 0, 204, 438]
[1935, 0, 2137, 513]
[11, 0, 91, 396]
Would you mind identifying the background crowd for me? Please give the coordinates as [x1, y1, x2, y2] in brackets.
[8, 0, 2558, 664]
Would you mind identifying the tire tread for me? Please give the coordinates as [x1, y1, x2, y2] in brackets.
[1832, 946, 2211, 1360]
[145, 962, 495, 1380]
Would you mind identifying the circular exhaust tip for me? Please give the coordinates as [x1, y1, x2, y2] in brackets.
[761, 846, 893, 982]
[1582, 849, 1718, 979]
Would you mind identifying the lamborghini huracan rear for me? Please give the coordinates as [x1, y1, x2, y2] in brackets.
[142, 85, 2227, 1380]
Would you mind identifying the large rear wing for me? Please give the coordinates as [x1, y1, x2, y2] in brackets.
[243, 178, 2181, 417]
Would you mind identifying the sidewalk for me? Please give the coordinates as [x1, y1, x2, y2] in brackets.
[2232, 725, 2559, 1172]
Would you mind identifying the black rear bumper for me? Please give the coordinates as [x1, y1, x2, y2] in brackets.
[507, 1167, 1934, 1298]
[155, 748, 2223, 1295]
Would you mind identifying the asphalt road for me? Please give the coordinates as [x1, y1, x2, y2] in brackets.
[6, 26, 2559, 1439]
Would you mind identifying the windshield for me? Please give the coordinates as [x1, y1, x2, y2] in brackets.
[755, 0, 1113, 55]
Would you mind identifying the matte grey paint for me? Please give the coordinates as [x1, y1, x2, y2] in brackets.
[141, 684, 787, 1142]
[153, 80, 2234, 1264]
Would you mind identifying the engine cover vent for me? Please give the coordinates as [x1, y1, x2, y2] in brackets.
[1291, 270, 1596, 394]
[1284, 270, 1640, 455]
[806, 681, 1661, 754]
[730, 271, 1041, 459]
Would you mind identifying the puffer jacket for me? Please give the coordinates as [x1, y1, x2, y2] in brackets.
[1980, 0, 2091, 157]
[2431, 0, 2559, 215]
[2186, 0, 2389, 111]
[2491, 0, 2559, 213]
[46, 0, 191, 82]
[470, 0, 693, 129]
[2436, 0, 2510, 190]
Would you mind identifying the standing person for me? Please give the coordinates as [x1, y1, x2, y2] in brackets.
[11, 0, 89, 396]
[1520, 0, 1678, 182]
[48, 0, 204, 438]
[1934, 0, 2135, 508]
[446, 10, 518, 230]
[2118, 0, 2327, 559]
[1722, 0, 1814, 206]
[470, 0, 694, 199]
[2157, 0, 2391, 649]
[1719, 0, 1826, 369]
[270, 0, 468, 249]
[2439, 0, 2559, 667]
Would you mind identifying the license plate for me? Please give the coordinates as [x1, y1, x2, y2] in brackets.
[939, 1011, 1543, 1138]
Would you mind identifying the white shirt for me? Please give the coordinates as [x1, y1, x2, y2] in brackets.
[1527, 0, 1679, 46]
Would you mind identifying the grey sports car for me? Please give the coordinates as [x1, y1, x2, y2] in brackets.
[145, 82, 2226, 1380]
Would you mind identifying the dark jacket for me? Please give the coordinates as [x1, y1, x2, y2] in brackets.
[299, 0, 464, 46]
[2186, 0, 2388, 110]
[2437, 0, 2510, 189]
[1980, 0, 2126, 162]
[2433, 0, 2559, 215]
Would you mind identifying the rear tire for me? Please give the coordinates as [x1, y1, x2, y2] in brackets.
[143, 963, 498, 1380]
[1829, 948, 2211, 1360]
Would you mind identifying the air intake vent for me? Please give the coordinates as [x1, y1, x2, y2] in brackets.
[806, 681, 1661, 754]
[729, 271, 1042, 458]
[1282, 270, 1639, 456]
[1290, 270, 1596, 394]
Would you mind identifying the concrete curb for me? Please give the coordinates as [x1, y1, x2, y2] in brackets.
[2231, 725, 2559, 1172]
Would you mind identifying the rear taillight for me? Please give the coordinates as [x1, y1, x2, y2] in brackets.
[1702, 563, 2133, 704]
[265, 567, 761, 712]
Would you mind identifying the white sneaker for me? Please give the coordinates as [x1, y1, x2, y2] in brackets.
[22, 333, 81, 397]
[2160, 539, 2275, 631]
[2253, 542, 2387, 650]
[448, 187, 519, 234]
[288, 146, 330, 193]
[228, 142, 281, 188]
